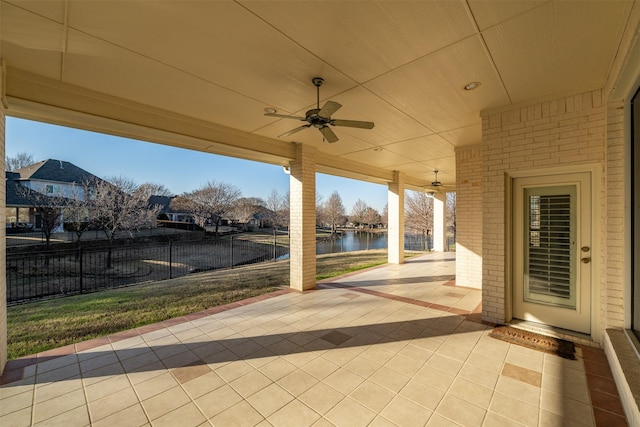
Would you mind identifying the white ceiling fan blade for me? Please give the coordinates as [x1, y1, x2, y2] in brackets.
[318, 101, 342, 118]
[278, 125, 310, 138]
[319, 126, 339, 143]
[265, 112, 306, 120]
[331, 119, 375, 129]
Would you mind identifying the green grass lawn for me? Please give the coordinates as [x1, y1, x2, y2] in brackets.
[7, 250, 420, 360]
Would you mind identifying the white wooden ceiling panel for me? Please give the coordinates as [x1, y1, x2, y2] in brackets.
[64, 30, 272, 131]
[439, 124, 482, 148]
[483, 1, 633, 103]
[365, 35, 510, 133]
[240, 0, 477, 83]
[467, 0, 546, 31]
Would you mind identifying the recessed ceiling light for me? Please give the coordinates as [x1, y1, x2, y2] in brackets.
[464, 81, 481, 91]
[264, 107, 277, 114]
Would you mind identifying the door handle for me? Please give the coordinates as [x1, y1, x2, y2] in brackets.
[581, 257, 591, 264]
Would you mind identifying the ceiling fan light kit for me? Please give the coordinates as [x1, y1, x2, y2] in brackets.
[264, 77, 375, 143]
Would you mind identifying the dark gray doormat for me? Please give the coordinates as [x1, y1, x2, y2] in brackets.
[489, 325, 576, 360]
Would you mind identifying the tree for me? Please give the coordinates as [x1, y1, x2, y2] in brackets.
[264, 190, 289, 233]
[447, 192, 456, 237]
[405, 191, 434, 247]
[62, 181, 94, 242]
[350, 199, 369, 228]
[381, 203, 388, 228]
[6, 152, 35, 171]
[229, 197, 264, 231]
[323, 191, 346, 234]
[137, 182, 174, 198]
[363, 206, 381, 229]
[15, 185, 65, 249]
[91, 176, 162, 267]
[171, 181, 241, 237]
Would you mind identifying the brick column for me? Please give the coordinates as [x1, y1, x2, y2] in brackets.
[0, 60, 7, 374]
[455, 146, 483, 289]
[388, 171, 404, 264]
[289, 143, 316, 291]
[432, 192, 446, 251]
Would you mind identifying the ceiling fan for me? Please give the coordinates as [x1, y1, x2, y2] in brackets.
[425, 170, 450, 194]
[264, 77, 375, 143]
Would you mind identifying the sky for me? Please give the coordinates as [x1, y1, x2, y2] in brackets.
[6, 117, 389, 213]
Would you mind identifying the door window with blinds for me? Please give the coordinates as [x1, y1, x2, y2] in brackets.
[524, 185, 576, 309]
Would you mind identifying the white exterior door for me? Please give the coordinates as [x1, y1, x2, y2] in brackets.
[512, 172, 592, 334]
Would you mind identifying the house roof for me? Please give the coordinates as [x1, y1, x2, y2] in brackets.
[6, 172, 42, 207]
[2, 2, 637, 191]
[13, 159, 103, 185]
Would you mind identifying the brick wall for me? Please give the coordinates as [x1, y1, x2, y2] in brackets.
[289, 143, 317, 291]
[605, 101, 625, 328]
[455, 145, 482, 289]
[481, 90, 606, 326]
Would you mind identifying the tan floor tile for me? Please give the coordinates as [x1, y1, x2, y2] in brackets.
[229, 370, 272, 398]
[343, 356, 382, 378]
[495, 375, 540, 406]
[437, 341, 473, 362]
[194, 384, 243, 419]
[92, 403, 148, 427]
[436, 395, 486, 427]
[414, 365, 456, 391]
[162, 349, 200, 370]
[502, 362, 542, 387]
[36, 362, 80, 383]
[301, 356, 340, 380]
[359, 346, 397, 365]
[449, 377, 493, 409]
[369, 415, 399, 427]
[90, 387, 139, 421]
[482, 411, 520, 427]
[172, 362, 212, 384]
[350, 381, 396, 412]
[84, 374, 131, 402]
[1, 389, 33, 416]
[426, 413, 464, 426]
[277, 369, 319, 396]
[323, 368, 365, 395]
[299, 382, 345, 415]
[79, 351, 119, 374]
[397, 343, 434, 363]
[0, 406, 32, 427]
[465, 351, 505, 374]
[399, 378, 446, 410]
[426, 353, 463, 376]
[33, 389, 86, 424]
[211, 400, 265, 426]
[457, 363, 500, 389]
[246, 383, 294, 417]
[134, 371, 179, 401]
[259, 357, 297, 381]
[368, 365, 411, 393]
[506, 348, 544, 372]
[267, 399, 321, 427]
[215, 360, 255, 382]
[384, 353, 425, 377]
[489, 393, 539, 426]
[152, 402, 207, 427]
[325, 397, 377, 427]
[539, 388, 595, 426]
[142, 385, 191, 420]
[126, 361, 166, 385]
[33, 404, 89, 427]
[36, 354, 78, 375]
[381, 395, 433, 427]
[120, 350, 162, 373]
[182, 371, 226, 399]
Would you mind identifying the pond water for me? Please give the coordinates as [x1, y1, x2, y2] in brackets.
[316, 230, 432, 254]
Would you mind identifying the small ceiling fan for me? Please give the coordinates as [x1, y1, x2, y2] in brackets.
[425, 170, 450, 194]
[264, 77, 375, 143]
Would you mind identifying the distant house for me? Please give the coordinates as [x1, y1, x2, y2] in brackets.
[6, 159, 104, 232]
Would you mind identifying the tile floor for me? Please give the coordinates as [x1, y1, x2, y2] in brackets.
[0, 252, 629, 426]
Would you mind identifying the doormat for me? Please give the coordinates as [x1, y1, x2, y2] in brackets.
[489, 326, 576, 360]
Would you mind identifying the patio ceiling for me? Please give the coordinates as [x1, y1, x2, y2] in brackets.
[0, 0, 633, 190]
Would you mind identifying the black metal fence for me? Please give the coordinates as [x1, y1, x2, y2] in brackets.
[7, 236, 288, 305]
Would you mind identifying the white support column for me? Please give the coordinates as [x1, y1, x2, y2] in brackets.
[388, 171, 405, 264]
[0, 59, 7, 374]
[433, 192, 446, 251]
[289, 143, 316, 291]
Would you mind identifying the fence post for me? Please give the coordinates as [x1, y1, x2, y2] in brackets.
[230, 236, 234, 268]
[169, 240, 173, 279]
[79, 246, 84, 294]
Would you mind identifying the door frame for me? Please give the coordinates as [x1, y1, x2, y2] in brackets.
[505, 164, 601, 341]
